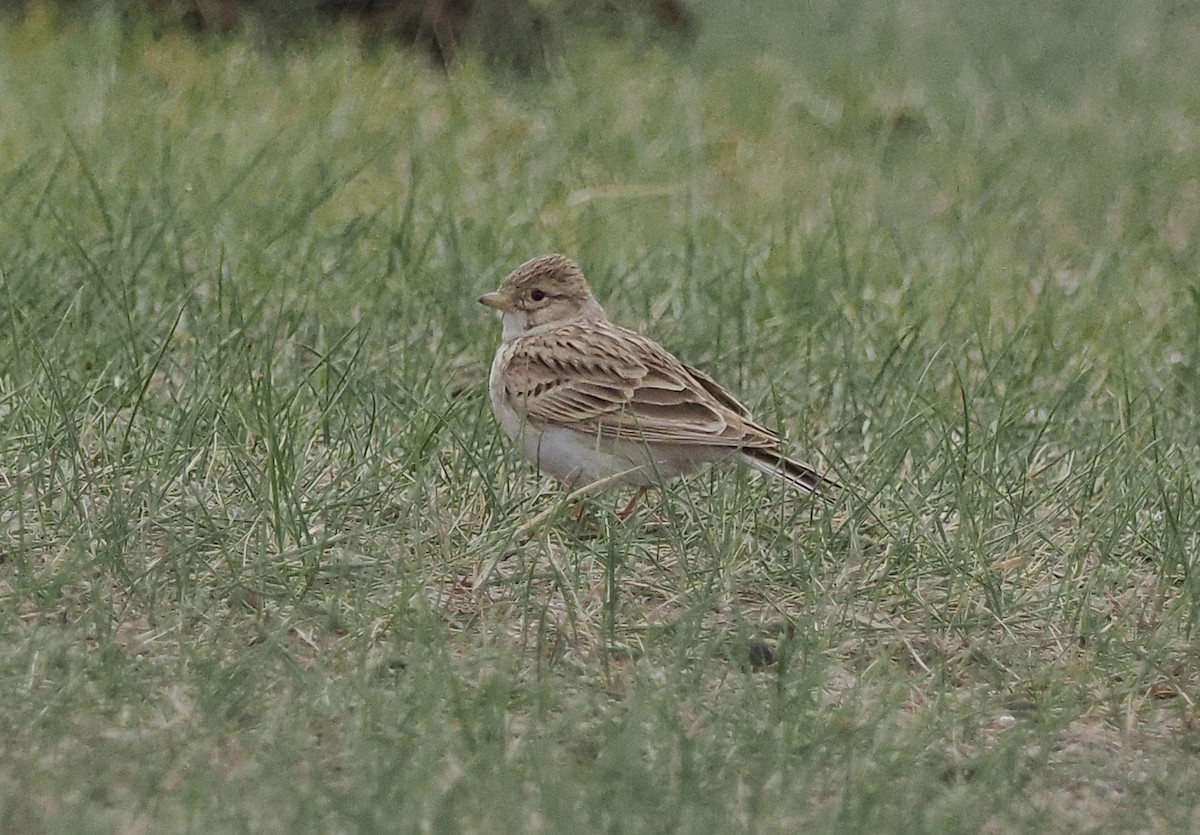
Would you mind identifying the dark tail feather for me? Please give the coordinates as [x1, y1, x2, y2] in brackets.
[740, 447, 840, 497]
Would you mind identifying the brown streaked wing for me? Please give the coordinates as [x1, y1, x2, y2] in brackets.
[680, 362, 754, 419]
[501, 320, 772, 447]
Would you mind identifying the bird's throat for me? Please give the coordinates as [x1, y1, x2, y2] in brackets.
[501, 312, 528, 342]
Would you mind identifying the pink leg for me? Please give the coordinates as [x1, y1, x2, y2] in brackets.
[616, 487, 648, 520]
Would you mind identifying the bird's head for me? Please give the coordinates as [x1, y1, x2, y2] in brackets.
[479, 254, 606, 335]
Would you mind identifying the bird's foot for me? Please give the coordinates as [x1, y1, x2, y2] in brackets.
[616, 487, 648, 520]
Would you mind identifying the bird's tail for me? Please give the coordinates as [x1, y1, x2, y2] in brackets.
[739, 447, 840, 497]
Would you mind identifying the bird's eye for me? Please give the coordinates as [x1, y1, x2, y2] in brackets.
[530, 289, 546, 302]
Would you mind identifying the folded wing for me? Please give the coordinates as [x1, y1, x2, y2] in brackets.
[501, 320, 780, 449]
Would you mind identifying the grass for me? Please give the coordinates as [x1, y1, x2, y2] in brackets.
[2, 0, 1200, 831]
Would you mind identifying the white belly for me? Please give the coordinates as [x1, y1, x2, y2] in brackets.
[488, 345, 726, 487]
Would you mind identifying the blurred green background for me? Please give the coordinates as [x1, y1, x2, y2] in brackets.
[2, 1, 1199, 832]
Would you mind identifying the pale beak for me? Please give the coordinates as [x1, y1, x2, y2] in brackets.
[478, 291, 510, 311]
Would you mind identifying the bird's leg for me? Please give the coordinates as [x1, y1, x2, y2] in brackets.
[616, 487, 648, 520]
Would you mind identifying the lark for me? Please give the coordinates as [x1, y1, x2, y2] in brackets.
[479, 254, 838, 516]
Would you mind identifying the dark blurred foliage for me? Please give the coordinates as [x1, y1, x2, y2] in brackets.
[0, 1, 694, 72]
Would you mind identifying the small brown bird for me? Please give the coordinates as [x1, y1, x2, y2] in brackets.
[479, 254, 838, 515]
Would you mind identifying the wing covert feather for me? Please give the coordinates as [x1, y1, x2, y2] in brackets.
[500, 320, 777, 448]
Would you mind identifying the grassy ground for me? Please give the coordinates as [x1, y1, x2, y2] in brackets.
[2, 1, 1200, 831]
